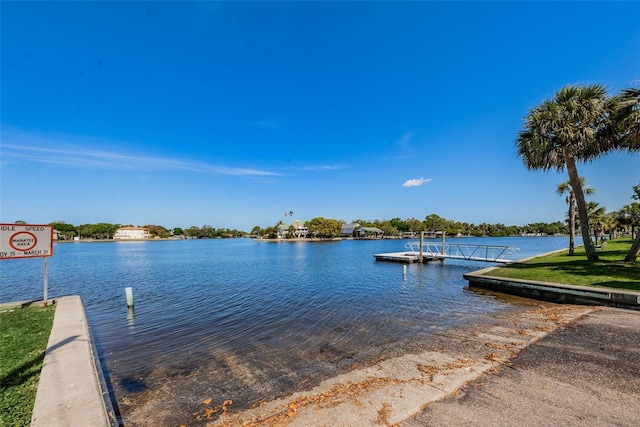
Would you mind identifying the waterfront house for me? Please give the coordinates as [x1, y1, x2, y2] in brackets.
[355, 226, 384, 239]
[341, 223, 361, 237]
[278, 220, 308, 239]
[113, 226, 150, 240]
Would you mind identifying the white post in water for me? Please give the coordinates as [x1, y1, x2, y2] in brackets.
[403, 265, 407, 278]
[125, 287, 134, 307]
[441, 231, 446, 254]
[419, 231, 424, 262]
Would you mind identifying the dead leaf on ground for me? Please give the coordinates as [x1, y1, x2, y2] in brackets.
[375, 402, 392, 425]
[485, 353, 503, 362]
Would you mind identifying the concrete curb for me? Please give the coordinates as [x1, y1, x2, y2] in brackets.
[31, 296, 118, 427]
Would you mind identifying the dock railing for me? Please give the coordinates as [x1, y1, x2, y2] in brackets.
[404, 242, 519, 263]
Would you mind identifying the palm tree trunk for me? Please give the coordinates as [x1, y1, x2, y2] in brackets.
[569, 194, 575, 255]
[625, 231, 640, 262]
[565, 151, 599, 261]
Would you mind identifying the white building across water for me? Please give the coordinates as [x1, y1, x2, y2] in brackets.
[113, 226, 150, 240]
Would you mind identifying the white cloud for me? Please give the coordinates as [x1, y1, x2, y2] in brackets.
[296, 165, 347, 171]
[0, 142, 282, 177]
[397, 131, 414, 149]
[388, 131, 416, 160]
[0, 127, 346, 179]
[402, 177, 432, 187]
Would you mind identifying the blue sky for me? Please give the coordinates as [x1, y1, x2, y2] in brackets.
[1, 1, 639, 231]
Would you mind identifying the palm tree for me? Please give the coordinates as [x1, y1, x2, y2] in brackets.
[602, 212, 619, 240]
[517, 84, 614, 261]
[557, 177, 594, 255]
[623, 181, 640, 262]
[585, 201, 606, 244]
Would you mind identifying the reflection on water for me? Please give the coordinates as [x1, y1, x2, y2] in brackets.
[0, 236, 573, 424]
[126, 307, 135, 328]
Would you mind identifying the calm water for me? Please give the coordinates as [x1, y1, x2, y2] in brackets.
[0, 236, 573, 423]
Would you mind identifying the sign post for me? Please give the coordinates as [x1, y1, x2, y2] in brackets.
[44, 258, 48, 304]
[0, 224, 54, 305]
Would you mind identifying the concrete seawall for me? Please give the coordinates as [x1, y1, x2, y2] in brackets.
[31, 296, 118, 427]
[464, 267, 640, 311]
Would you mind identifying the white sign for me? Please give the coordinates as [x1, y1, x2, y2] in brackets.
[0, 224, 54, 259]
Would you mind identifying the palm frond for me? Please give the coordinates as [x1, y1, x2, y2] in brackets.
[612, 87, 640, 150]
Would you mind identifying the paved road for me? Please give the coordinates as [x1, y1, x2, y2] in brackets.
[401, 307, 640, 427]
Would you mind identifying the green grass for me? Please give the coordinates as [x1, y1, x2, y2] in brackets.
[487, 238, 640, 291]
[0, 305, 55, 427]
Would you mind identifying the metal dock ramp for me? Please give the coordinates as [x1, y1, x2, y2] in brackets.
[374, 242, 519, 264]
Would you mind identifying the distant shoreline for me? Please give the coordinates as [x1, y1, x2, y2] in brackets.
[54, 234, 569, 244]
[54, 238, 179, 243]
[255, 237, 344, 242]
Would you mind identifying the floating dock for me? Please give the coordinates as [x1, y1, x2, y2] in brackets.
[373, 251, 428, 263]
[374, 242, 519, 264]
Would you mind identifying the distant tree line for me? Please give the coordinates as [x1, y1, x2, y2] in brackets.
[45, 222, 247, 240]
[349, 215, 568, 238]
[181, 225, 246, 239]
[40, 217, 567, 241]
[248, 215, 570, 240]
